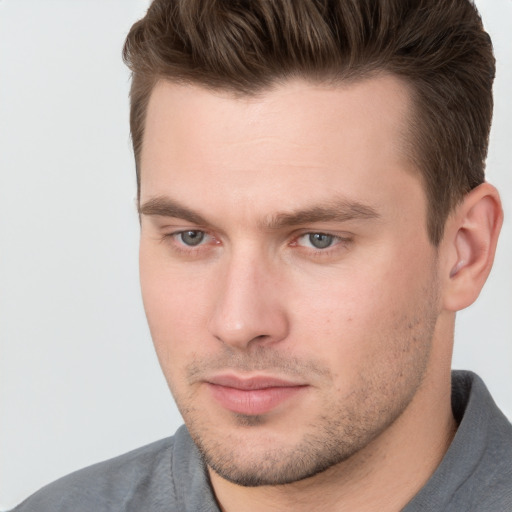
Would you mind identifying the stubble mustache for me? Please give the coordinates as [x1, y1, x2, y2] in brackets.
[185, 345, 331, 385]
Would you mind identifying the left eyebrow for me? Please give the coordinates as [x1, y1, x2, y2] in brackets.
[261, 200, 381, 230]
[138, 197, 208, 225]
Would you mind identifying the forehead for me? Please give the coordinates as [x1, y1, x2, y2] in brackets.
[141, 75, 412, 160]
[139, 75, 422, 225]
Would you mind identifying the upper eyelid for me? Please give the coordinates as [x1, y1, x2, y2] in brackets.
[294, 229, 353, 240]
[159, 226, 212, 238]
[157, 221, 209, 231]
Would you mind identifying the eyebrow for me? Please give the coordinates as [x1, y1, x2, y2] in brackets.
[139, 197, 209, 225]
[263, 201, 380, 229]
[138, 196, 380, 229]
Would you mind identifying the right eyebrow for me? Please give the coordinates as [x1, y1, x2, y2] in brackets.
[261, 201, 381, 230]
[138, 197, 208, 225]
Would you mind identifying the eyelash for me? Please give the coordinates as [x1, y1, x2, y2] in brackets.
[161, 229, 352, 258]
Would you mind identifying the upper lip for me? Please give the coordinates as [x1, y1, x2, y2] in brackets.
[206, 374, 307, 390]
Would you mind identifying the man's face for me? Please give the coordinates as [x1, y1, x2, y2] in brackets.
[139, 76, 441, 486]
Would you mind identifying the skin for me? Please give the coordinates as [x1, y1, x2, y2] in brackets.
[138, 75, 502, 511]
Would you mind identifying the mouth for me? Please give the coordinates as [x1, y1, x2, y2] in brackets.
[205, 374, 309, 416]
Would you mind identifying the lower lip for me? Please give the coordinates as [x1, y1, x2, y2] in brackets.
[207, 384, 306, 415]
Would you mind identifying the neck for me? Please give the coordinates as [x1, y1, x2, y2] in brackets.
[210, 359, 456, 512]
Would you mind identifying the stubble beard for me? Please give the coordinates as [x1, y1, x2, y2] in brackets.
[168, 283, 439, 487]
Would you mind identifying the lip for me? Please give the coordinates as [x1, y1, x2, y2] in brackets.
[206, 374, 308, 415]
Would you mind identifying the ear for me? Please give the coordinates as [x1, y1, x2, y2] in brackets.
[441, 183, 503, 312]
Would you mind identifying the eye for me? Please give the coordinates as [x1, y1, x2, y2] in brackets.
[177, 230, 206, 246]
[297, 232, 337, 249]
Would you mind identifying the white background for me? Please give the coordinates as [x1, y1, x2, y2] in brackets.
[0, 0, 510, 509]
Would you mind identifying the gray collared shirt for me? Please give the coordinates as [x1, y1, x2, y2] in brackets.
[11, 371, 512, 511]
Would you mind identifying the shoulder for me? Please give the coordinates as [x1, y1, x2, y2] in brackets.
[452, 371, 512, 510]
[12, 436, 178, 512]
[404, 371, 512, 511]
[12, 425, 218, 512]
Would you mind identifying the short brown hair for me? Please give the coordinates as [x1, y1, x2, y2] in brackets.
[123, 0, 495, 245]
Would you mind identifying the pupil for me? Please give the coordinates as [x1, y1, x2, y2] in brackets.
[181, 231, 204, 246]
[309, 233, 333, 249]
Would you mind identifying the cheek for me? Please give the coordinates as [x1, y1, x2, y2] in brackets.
[139, 245, 212, 363]
[286, 248, 436, 371]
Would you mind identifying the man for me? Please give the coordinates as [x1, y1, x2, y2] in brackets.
[12, 0, 512, 510]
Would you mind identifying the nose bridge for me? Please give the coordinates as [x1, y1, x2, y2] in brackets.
[208, 243, 288, 349]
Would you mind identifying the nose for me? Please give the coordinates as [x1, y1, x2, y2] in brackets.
[208, 250, 289, 350]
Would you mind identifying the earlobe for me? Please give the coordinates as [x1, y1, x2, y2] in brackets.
[442, 183, 503, 312]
